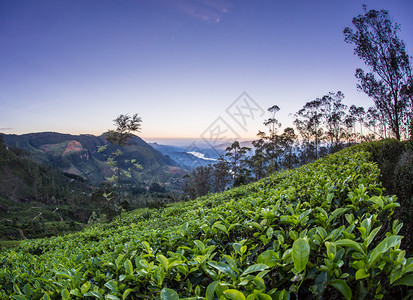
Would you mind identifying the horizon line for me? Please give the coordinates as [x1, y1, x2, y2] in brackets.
[0, 131, 257, 141]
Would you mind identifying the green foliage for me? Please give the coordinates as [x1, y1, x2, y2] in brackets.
[98, 114, 143, 219]
[355, 139, 413, 255]
[0, 145, 412, 298]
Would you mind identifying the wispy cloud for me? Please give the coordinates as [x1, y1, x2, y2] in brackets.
[172, 0, 232, 23]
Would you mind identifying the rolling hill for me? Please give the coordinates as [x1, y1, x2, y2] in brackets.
[2, 132, 184, 186]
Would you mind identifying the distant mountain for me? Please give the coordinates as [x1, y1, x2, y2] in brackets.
[2, 132, 183, 186]
[214, 140, 254, 151]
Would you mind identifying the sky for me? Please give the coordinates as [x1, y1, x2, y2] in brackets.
[1, 0, 413, 145]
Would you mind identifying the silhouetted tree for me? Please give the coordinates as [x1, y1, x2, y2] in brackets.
[349, 105, 366, 141]
[344, 6, 413, 140]
[213, 156, 231, 192]
[364, 106, 381, 139]
[280, 127, 298, 169]
[192, 166, 213, 197]
[248, 133, 267, 180]
[183, 166, 213, 199]
[98, 114, 142, 217]
[225, 141, 250, 186]
[294, 99, 324, 161]
[320, 91, 347, 152]
[264, 105, 282, 139]
[183, 174, 196, 200]
[344, 113, 357, 144]
[263, 105, 282, 172]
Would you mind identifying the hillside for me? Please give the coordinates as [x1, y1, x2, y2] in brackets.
[0, 136, 92, 240]
[1, 142, 412, 299]
[2, 132, 183, 186]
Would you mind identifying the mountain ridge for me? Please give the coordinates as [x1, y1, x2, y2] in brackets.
[2, 132, 182, 186]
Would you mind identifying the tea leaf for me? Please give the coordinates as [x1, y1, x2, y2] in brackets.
[292, 238, 310, 273]
[330, 279, 352, 300]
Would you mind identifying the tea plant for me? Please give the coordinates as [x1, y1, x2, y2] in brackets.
[0, 145, 412, 299]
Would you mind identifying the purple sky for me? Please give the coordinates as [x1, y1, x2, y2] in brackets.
[1, 0, 412, 142]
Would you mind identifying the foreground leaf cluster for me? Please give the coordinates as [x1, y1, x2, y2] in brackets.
[1, 146, 412, 299]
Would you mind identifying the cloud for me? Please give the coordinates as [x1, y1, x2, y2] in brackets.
[173, 0, 232, 23]
[0, 128, 13, 131]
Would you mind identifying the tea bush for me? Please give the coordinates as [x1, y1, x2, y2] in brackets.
[0, 146, 412, 299]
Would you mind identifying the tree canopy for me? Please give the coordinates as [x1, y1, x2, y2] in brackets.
[344, 6, 413, 140]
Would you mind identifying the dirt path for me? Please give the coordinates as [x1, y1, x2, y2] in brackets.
[17, 228, 27, 240]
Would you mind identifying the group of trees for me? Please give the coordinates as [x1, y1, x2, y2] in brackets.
[95, 7, 412, 205]
[183, 6, 413, 199]
[183, 97, 372, 199]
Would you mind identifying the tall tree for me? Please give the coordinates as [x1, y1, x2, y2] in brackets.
[365, 106, 388, 139]
[320, 91, 347, 152]
[192, 166, 213, 197]
[279, 127, 297, 169]
[349, 105, 366, 141]
[263, 105, 282, 172]
[344, 113, 357, 144]
[213, 156, 231, 192]
[294, 99, 324, 160]
[183, 174, 196, 200]
[264, 105, 282, 140]
[248, 133, 267, 180]
[98, 114, 142, 216]
[225, 141, 250, 186]
[344, 6, 413, 140]
[364, 106, 380, 139]
[183, 166, 213, 199]
[103, 114, 142, 190]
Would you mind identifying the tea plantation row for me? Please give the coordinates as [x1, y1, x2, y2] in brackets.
[0, 146, 412, 299]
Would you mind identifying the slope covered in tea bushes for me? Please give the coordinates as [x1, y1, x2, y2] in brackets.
[1, 145, 412, 299]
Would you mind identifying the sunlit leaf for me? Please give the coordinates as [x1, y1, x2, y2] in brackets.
[223, 289, 246, 300]
[369, 235, 402, 265]
[160, 288, 179, 300]
[241, 264, 269, 276]
[292, 238, 310, 273]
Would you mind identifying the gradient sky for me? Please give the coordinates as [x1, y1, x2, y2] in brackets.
[1, 0, 413, 142]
